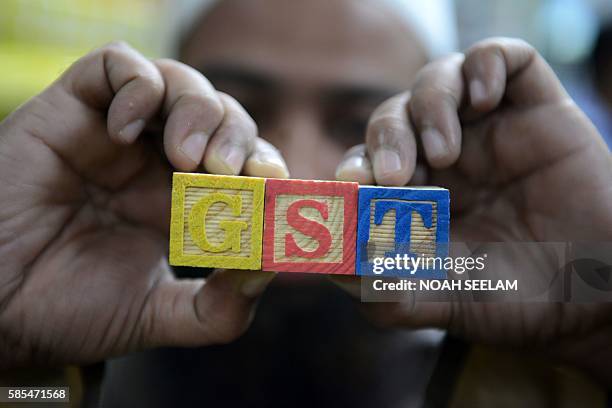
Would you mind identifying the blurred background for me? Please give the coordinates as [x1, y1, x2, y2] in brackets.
[1, 0, 612, 143]
[1, 1, 611, 406]
[0, 0, 170, 119]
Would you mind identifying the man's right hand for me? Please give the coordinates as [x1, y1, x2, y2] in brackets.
[334, 37, 612, 387]
[0, 42, 288, 368]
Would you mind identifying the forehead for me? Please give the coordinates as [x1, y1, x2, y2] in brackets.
[181, 0, 427, 89]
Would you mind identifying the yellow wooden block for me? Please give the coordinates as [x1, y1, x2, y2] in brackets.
[169, 172, 265, 270]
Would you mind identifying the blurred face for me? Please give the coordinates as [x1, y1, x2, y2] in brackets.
[181, 0, 427, 180]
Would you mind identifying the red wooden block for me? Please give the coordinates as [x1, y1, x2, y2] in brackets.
[263, 178, 358, 274]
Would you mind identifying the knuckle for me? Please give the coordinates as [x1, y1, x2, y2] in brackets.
[136, 72, 164, 95]
[368, 114, 407, 142]
[216, 91, 235, 102]
[466, 39, 506, 63]
[204, 311, 250, 344]
[103, 40, 132, 52]
[96, 41, 137, 62]
[100, 44, 162, 86]
[205, 96, 226, 124]
[466, 41, 493, 56]
[411, 86, 458, 114]
[242, 113, 258, 138]
[219, 93, 258, 137]
[375, 92, 408, 113]
[153, 57, 185, 72]
[419, 52, 464, 75]
[467, 37, 511, 54]
[155, 58, 208, 81]
[153, 57, 175, 65]
[412, 86, 442, 104]
[467, 37, 535, 60]
[148, 77, 165, 97]
[180, 93, 225, 123]
[503, 37, 534, 52]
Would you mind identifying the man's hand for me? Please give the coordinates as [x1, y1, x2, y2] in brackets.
[0, 42, 288, 368]
[335, 38, 612, 385]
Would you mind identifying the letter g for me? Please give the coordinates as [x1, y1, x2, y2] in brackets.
[189, 193, 248, 253]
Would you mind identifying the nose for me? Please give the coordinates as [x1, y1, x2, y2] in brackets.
[263, 101, 343, 180]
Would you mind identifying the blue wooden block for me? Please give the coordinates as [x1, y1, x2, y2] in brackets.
[356, 186, 449, 277]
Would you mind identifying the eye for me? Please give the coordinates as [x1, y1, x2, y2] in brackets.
[205, 79, 275, 128]
[240, 99, 275, 128]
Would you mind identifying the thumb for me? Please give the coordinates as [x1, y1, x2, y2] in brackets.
[139, 269, 275, 347]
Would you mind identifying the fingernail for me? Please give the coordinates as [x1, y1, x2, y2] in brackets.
[421, 128, 449, 162]
[373, 148, 402, 179]
[179, 132, 208, 166]
[335, 156, 374, 184]
[240, 272, 276, 298]
[118, 119, 145, 144]
[212, 143, 244, 175]
[244, 157, 290, 179]
[469, 79, 487, 106]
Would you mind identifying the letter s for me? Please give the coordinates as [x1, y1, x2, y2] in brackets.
[285, 199, 332, 258]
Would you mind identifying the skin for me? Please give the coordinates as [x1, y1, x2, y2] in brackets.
[0, 0, 423, 368]
[0, 0, 611, 390]
[0, 44, 287, 367]
[332, 39, 612, 386]
[180, 0, 427, 180]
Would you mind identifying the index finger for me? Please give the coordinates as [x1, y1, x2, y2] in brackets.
[408, 53, 464, 168]
[155, 59, 226, 171]
[463, 37, 569, 112]
[365, 92, 416, 186]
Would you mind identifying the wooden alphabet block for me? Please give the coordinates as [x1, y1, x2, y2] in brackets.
[169, 172, 265, 270]
[262, 179, 358, 274]
[356, 186, 449, 277]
